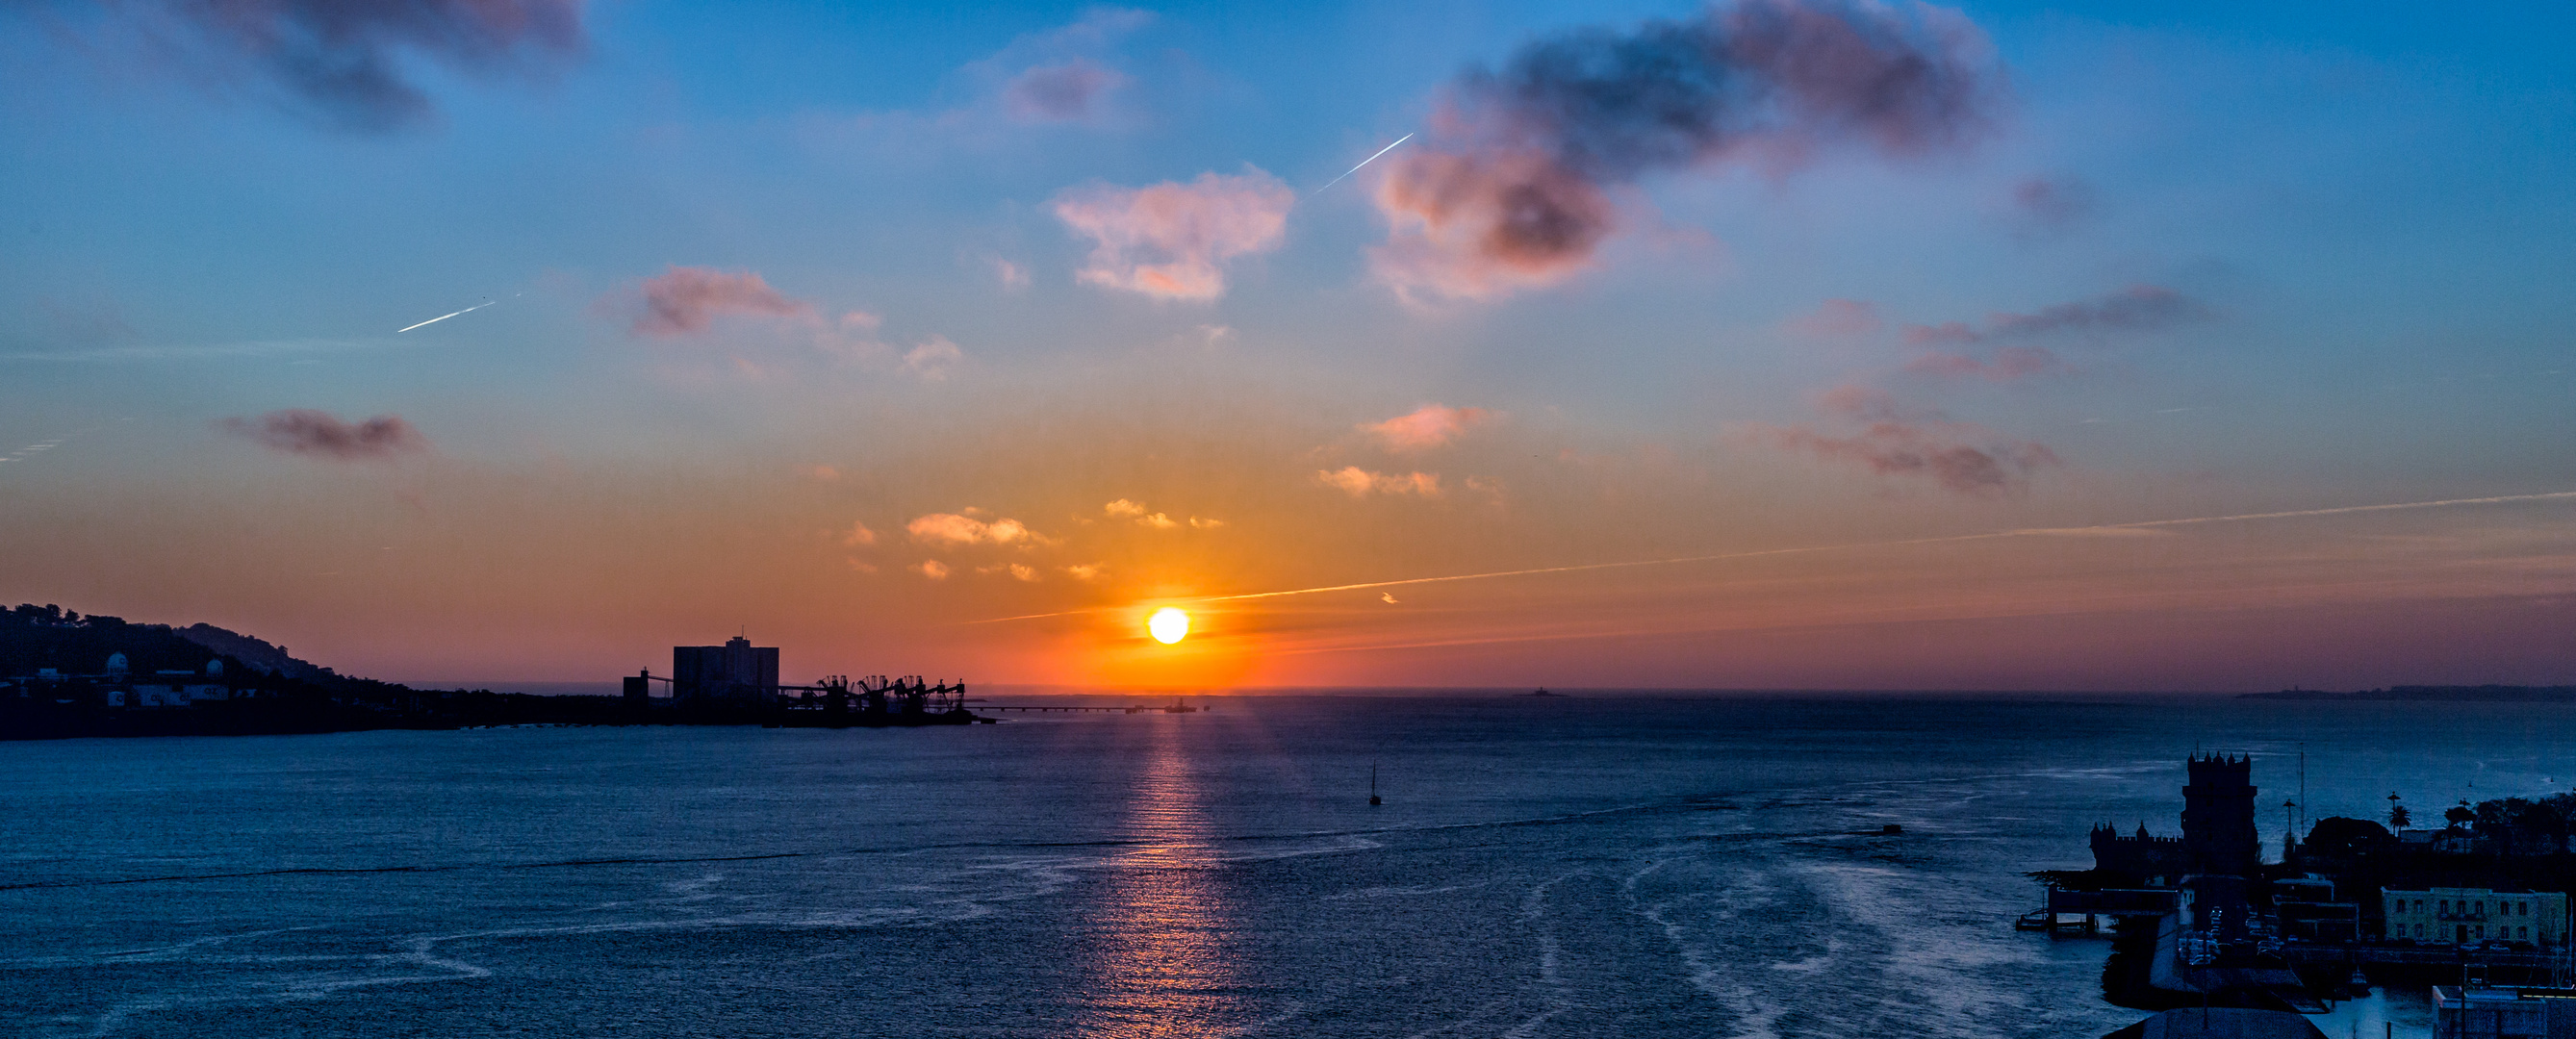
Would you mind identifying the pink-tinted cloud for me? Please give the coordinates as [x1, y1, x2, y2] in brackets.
[1371, 149, 1620, 301]
[625, 266, 815, 337]
[1745, 386, 2057, 496]
[902, 336, 964, 380]
[1900, 285, 2200, 345]
[1373, 0, 2000, 301]
[1364, 403, 1493, 451]
[217, 409, 429, 462]
[1054, 169, 1295, 299]
[1784, 298, 1883, 339]
[987, 256, 1031, 290]
[2009, 175, 2098, 231]
[1316, 467, 1444, 498]
[93, 0, 587, 133]
[841, 520, 878, 546]
[1003, 59, 1126, 123]
[913, 560, 951, 580]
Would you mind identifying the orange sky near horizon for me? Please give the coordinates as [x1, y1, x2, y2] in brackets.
[7, 2, 2576, 693]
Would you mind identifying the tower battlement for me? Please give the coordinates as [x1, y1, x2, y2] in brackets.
[2181, 753, 2259, 876]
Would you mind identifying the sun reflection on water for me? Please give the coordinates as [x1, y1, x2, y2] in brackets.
[1072, 719, 1246, 1038]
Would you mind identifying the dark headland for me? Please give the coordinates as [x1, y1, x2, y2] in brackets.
[0, 603, 984, 741]
[2240, 685, 2576, 702]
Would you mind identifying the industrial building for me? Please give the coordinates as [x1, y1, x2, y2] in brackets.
[670, 636, 779, 706]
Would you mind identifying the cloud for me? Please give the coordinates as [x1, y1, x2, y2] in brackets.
[1064, 563, 1106, 581]
[982, 562, 1041, 582]
[217, 409, 428, 462]
[1054, 168, 1296, 299]
[1373, 0, 2000, 301]
[2008, 175, 2097, 232]
[78, 0, 588, 133]
[1784, 298, 1883, 339]
[1188, 516, 1224, 529]
[799, 464, 842, 481]
[1003, 59, 1127, 123]
[902, 336, 964, 380]
[1371, 150, 1619, 301]
[624, 266, 815, 337]
[913, 560, 951, 580]
[1901, 285, 2201, 345]
[1382, 593, 1400, 604]
[842, 520, 878, 546]
[1317, 467, 1444, 498]
[906, 512, 1040, 546]
[1105, 498, 1187, 528]
[988, 256, 1031, 290]
[845, 558, 879, 573]
[1742, 385, 2057, 496]
[1364, 403, 1493, 451]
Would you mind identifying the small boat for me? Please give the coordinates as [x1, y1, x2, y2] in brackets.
[1369, 765, 1382, 806]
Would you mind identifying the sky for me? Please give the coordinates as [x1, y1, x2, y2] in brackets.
[1, 0, 2571, 692]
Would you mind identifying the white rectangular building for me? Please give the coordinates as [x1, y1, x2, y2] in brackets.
[2385, 886, 2568, 947]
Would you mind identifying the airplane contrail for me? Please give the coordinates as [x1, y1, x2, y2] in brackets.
[397, 299, 495, 333]
[1314, 133, 1413, 193]
[966, 489, 2576, 624]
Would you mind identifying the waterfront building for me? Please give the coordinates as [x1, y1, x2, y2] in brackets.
[2385, 887, 2569, 947]
[2091, 824, 2192, 885]
[672, 636, 779, 706]
[2432, 986, 2576, 1038]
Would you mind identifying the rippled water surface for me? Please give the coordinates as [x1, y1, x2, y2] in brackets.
[3, 695, 2566, 1037]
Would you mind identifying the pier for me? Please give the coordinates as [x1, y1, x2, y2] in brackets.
[974, 698, 1203, 715]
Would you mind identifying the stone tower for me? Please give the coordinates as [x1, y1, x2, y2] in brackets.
[2181, 753, 2258, 876]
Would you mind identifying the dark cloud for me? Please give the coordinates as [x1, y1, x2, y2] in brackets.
[625, 266, 815, 337]
[1003, 59, 1125, 123]
[2009, 175, 2097, 232]
[218, 409, 428, 461]
[1745, 385, 2057, 496]
[1900, 285, 2202, 345]
[1374, 0, 2000, 300]
[63, 0, 587, 132]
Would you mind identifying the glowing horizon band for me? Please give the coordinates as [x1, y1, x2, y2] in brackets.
[965, 490, 2576, 624]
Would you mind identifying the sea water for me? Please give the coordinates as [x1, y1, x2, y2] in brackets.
[1, 694, 2560, 1038]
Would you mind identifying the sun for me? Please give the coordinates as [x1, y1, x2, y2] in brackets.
[1146, 607, 1191, 645]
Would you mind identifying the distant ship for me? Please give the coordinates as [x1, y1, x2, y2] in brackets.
[1527, 688, 1562, 697]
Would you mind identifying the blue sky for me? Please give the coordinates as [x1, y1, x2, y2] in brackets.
[1, 0, 2569, 689]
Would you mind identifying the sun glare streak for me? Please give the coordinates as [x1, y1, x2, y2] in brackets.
[966, 490, 2576, 625]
